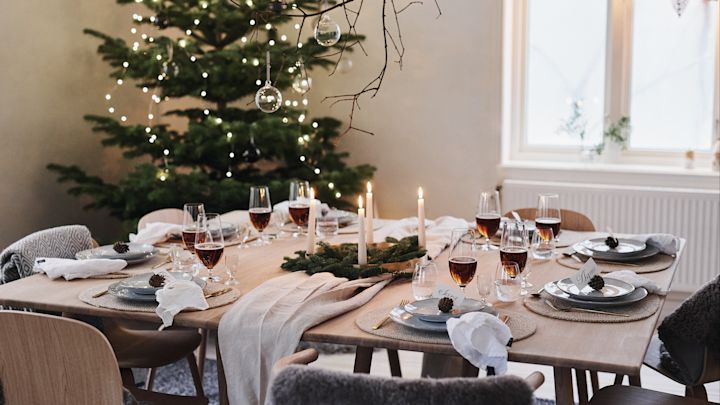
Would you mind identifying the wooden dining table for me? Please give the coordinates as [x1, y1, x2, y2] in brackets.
[0, 220, 684, 405]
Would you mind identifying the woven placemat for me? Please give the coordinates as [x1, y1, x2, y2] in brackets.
[79, 283, 241, 313]
[355, 307, 536, 345]
[523, 292, 660, 323]
[556, 254, 674, 274]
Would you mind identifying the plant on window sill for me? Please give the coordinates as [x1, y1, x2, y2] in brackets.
[592, 116, 631, 156]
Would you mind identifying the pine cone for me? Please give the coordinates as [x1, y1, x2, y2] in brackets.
[588, 275, 605, 291]
[605, 236, 619, 249]
[438, 297, 454, 313]
[112, 241, 130, 254]
[149, 274, 166, 288]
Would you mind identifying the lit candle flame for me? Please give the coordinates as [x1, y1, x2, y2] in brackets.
[358, 195, 364, 209]
[366, 181, 372, 193]
[418, 187, 424, 199]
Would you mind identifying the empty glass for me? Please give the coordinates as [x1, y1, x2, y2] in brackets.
[495, 261, 522, 302]
[224, 253, 240, 286]
[316, 212, 339, 238]
[475, 190, 502, 251]
[531, 226, 556, 260]
[412, 261, 438, 300]
[476, 271, 493, 307]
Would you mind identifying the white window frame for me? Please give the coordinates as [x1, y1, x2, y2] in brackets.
[503, 0, 720, 167]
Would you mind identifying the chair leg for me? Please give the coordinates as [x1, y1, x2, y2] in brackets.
[589, 371, 600, 395]
[387, 349, 402, 377]
[613, 374, 625, 385]
[686, 385, 708, 400]
[574, 369, 589, 405]
[628, 374, 641, 387]
[120, 368, 136, 389]
[187, 353, 205, 397]
[197, 328, 208, 378]
[145, 367, 157, 391]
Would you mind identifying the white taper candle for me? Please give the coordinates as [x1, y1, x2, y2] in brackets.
[358, 195, 367, 265]
[417, 186, 426, 248]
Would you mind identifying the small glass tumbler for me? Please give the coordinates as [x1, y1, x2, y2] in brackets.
[531, 227, 556, 260]
[225, 253, 240, 286]
[316, 214, 339, 238]
[476, 271, 494, 307]
[495, 261, 522, 302]
[412, 262, 438, 301]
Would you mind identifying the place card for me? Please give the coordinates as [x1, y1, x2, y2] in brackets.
[432, 283, 465, 305]
[570, 258, 599, 289]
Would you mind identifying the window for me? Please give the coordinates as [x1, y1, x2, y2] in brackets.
[507, 0, 720, 162]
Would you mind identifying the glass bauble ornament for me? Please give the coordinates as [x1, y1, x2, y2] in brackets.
[255, 81, 282, 113]
[669, 0, 689, 17]
[154, 13, 170, 29]
[337, 57, 353, 74]
[314, 14, 341, 47]
[292, 76, 312, 94]
[242, 137, 262, 163]
[162, 61, 180, 79]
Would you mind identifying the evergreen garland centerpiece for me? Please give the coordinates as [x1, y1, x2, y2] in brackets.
[281, 236, 427, 280]
[47, 0, 374, 239]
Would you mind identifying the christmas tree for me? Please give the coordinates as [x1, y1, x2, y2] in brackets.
[48, 0, 374, 236]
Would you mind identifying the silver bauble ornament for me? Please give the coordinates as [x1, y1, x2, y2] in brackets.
[314, 14, 341, 47]
[255, 81, 282, 113]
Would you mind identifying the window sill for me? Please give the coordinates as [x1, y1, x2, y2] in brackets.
[499, 160, 720, 191]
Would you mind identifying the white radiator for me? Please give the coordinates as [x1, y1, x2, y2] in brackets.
[502, 179, 720, 292]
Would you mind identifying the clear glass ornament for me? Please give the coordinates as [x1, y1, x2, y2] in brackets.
[669, 0, 689, 17]
[162, 61, 180, 79]
[292, 76, 312, 94]
[314, 14, 341, 47]
[255, 82, 282, 113]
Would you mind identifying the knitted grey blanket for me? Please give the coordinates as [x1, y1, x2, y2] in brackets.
[269, 366, 535, 405]
[658, 274, 720, 384]
[0, 225, 93, 284]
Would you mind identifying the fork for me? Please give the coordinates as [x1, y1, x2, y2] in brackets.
[373, 299, 409, 329]
[544, 299, 629, 317]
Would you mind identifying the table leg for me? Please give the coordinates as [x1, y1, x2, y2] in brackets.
[554, 367, 574, 405]
[216, 334, 229, 405]
[387, 349, 402, 377]
[421, 354, 479, 378]
[353, 346, 373, 373]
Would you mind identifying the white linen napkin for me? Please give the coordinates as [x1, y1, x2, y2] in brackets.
[155, 272, 208, 328]
[605, 270, 667, 295]
[33, 257, 127, 281]
[129, 222, 183, 245]
[374, 216, 469, 259]
[447, 312, 513, 375]
[618, 233, 680, 255]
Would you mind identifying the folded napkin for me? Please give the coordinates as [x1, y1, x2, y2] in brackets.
[33, 257, 127, 281]
[1, 225, 93, 284]
[618, 233, 680, 255]
[129, 222, 183, 245]
[155, 272, 209, 328]
[605, 270, 666, 295]
[375, 216, 469, 259]
[272, 200, 328, 225]
[219, 271, 392, 405]
[447, 312, 513, 375]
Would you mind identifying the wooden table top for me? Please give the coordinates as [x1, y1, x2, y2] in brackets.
[0, 227, 683, 376]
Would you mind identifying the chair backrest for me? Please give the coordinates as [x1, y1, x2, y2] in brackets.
[0, 311, 123, 405]
[503, 208, 596, 232]
[137, 208, 184, 231]
[269, 365, 534, 405]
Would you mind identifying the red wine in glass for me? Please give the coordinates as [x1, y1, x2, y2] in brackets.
[535, 217, 561, 238]
[500, 247, 528, 274]
[448, 256, 478, 288]
[249, 207, 272, 231]
[182, 229, 206, 252]
[289, 204, 310, 226]
[194, 242, 224, 269]
[475, 214, 501, 239]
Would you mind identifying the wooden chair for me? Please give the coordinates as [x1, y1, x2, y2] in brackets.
[588, 385, 712, 405]
[0, 310, 206, 405]
[503, 208, 597, 232]
[269, 348, 545, 405]
[138, 208, 184, 231]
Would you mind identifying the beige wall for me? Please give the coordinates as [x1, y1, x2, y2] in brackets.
[0, 0, 503, 248]
[309, 0, 503, 220]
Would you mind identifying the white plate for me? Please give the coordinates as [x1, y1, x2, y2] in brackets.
[389, 305, 497, 333]
[572, 242, 659, 262]
[116, 272, 206, 296]
[582, 238, 646, 254]
[543, 282, 648, 308]
[404, 298, 486, 323]
[76, 243, 156, 260]
[555, 277, 635, 302]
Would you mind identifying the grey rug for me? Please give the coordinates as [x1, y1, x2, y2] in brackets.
[133, 359, 555, 405]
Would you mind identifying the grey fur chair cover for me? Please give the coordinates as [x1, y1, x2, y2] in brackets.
[269, 365, 535, 405]
[658, 274, 720, 384]
[0, 225, 93, 284]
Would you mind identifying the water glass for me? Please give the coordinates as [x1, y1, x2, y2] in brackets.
[169, 245, 195, 278]
[495, 261, 522, 302]
[476, 271, 493, 306]
[317, 214, 339, 238]
[412, 262, 438, 300]
[224, 253, 240, 286]
[531, 227, 556, 260]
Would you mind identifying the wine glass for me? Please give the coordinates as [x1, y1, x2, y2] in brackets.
[536, 193, 561, 242]
[288, 180, 311, 237]
[249, 186, 273, 246]
[448, 228, 477, 295]
[412, 261, 438, 300]
[194, 213, 225, 282]
[181, 203, 205, 252]
[475, 190, 501, 251]
[499, 220, 529, 295]
[495, 261, 522, 302]
[476, 271, 493, 307]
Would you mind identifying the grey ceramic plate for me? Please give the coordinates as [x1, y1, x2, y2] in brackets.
[543, 282, 648, 308]
[555, 277, 635, 301]
[582, 238, 646, 254]
[404, 298, 487, 323]
[115, 272, 206, 296]
[572, 242, 659, 262]
[76, 243, 156, 260]
[390, 305, 497, 333]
